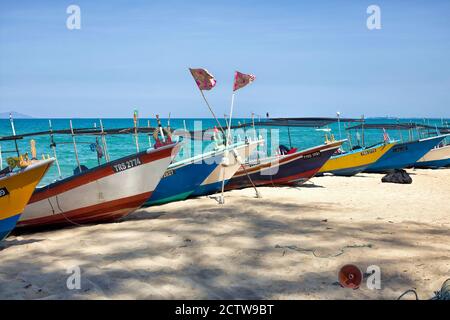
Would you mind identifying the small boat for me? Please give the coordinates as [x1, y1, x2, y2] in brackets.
[144, 148, 223, 206]
[414, 143, 450, 168]
[190, 140, 260, 197]
[364, 135, 447, 173]
[0, 159, 54, 240]
[226, 140, 344, 189]
[318, 142, 395, 176]
[18, 143, 180, 228]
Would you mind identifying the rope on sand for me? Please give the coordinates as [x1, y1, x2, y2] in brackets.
[275, 243, 373, 258]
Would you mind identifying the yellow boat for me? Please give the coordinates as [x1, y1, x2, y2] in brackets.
[318, 142, 395, 176]
[0, 158, 54, 240]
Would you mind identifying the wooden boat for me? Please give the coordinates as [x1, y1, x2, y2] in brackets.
[144, 148, 222, 206]
[190, 140, 260, 197]
[226, 140, 344, 190]
[18, 143, 180, 228]
[343, 122, 449, 173]
[0, 159, 54, 240]
[364, 136, 447, 173]
[414, 143, 450, 168]
[318, 142, 395, 176]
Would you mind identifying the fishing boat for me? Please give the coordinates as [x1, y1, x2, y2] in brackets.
[143, 115, 223, 206]
[0, 114, 182, 228]
[226, 140, 344, 190]
[190, 139, 260, 197]
[17, 142, 180, 228]
[318, 141, 395, 176]
[364, 136, 447, 173]
[414, 143, 450, 168]
[0, 158, 54, 240]
[144, 151, 220, 206]
[343, 123, 449, 173]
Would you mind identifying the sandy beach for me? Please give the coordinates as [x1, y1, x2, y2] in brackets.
[0, 168, 449, 300]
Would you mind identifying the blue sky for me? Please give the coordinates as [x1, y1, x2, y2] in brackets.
[0, 0, 449, 118]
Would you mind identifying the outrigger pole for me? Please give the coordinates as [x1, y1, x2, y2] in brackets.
[69, 120, 82, 173]
[48, 120, 62, 179]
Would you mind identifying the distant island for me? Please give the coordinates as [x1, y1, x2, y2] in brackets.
[0, 111, 33, 119]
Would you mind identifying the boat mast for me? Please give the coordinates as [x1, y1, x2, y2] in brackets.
[361, 114, 365, 147]
[69, 120, 82, 173]
[337, 111, 342, 141]
[167, 112, 171, 132]
[147, 120, 153, 147]
[345, 123, 353, 150]
[156, 114, 166, 142]
[133, 110, 140, 152]
[99, 119, 110, 162]
[9, 113, 20, 157]
[48, 119, 62, 179]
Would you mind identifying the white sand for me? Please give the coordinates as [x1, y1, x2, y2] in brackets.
[0, 168, 449, 299]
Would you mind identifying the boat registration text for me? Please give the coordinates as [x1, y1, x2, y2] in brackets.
[302, 151, 321, 159]
[112, 157, 142, 173]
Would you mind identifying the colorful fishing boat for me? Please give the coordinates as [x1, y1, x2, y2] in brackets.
[0, 159, 54, 240]
[18, 143, 180, 228]
[414, 143, 450, 168]
[364, 135, 447, 173]
[318, 142, 395, 176]
[190, 140, 260, 197]
[226, 140, 344, 190]
[144, 148, 223, 206]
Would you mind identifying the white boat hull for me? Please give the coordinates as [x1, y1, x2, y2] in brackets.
[18, 144, 180, 228]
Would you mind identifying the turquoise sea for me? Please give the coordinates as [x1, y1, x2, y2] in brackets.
[1, 117, 448, 186]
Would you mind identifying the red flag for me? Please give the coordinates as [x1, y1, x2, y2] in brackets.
[233, 71, 255, 91]
[189, 68, 217, 90]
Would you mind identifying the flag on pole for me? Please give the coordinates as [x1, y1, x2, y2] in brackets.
[189, 68, 217, 90]
[233, 71, 256, 91]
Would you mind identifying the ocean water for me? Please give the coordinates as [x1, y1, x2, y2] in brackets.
[1, 117, 448, 186]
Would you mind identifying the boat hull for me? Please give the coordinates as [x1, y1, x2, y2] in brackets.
[144, 151, 223, 206]
[18, 144, 180, 228]
[190, 141, 259, 197]
[318, 142, 395, 176]
[414, 144, 450, 168]
[364, 136, 446, 173]
[0, 159, 54, 240]
[226, 141, 343, 190]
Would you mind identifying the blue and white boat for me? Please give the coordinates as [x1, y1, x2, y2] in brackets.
[144, 147, 224, 206]
[414, 143, 450, 168]
[190, 140, 260, 197]
[365, 135, 447, 173]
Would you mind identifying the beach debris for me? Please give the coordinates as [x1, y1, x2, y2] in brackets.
[397, 278, 450, 300]
[381, 169, 412, 184]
